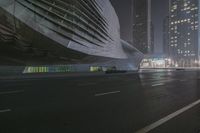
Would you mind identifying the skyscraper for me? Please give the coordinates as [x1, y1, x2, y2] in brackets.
[132, 0, 153, 54]
[169, 0, 199, 67]
[163, 16, 170, 56]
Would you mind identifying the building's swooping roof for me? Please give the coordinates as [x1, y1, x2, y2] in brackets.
[0, 0, 141, 61]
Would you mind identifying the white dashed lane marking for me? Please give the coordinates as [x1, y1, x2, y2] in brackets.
[95, 91, 120, 96]
[152, 83, 164, 87]
[0, 109, 11, 113]
[0, 90, 24, 95]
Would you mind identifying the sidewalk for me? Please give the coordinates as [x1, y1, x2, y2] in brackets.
[0, 72, 107, 80]
[0, 70, 141, 80]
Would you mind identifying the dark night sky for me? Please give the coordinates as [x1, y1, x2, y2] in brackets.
[110, 0, 169, 54]
[152, 0, 168, 54]
[110, 0, 132, 43]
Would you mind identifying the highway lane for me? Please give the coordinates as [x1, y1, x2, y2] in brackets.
[0, 71, 200, 133]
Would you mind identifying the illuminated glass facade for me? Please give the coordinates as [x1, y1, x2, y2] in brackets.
[163, 16, 170, 56]
[169, 0, 199, 64]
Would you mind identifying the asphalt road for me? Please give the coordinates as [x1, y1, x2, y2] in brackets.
[1, 70, 200, 133]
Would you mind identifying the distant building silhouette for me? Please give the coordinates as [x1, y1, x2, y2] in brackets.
[132, 0, 154, 54]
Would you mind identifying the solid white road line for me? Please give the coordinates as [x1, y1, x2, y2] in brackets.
[95, 91, 120, 97]
[152, 83, 164, 87]
[143, 79, 175, 86]
[0, 109, 11, 113]
[0, 90, 24, 95]
[135, 99, 200, 133]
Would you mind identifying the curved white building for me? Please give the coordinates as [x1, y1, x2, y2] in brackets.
[0, 0, 143, 71]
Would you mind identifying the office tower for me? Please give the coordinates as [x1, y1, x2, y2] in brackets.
[169, 0, 199, 66]
[163, 16, 170, 56]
